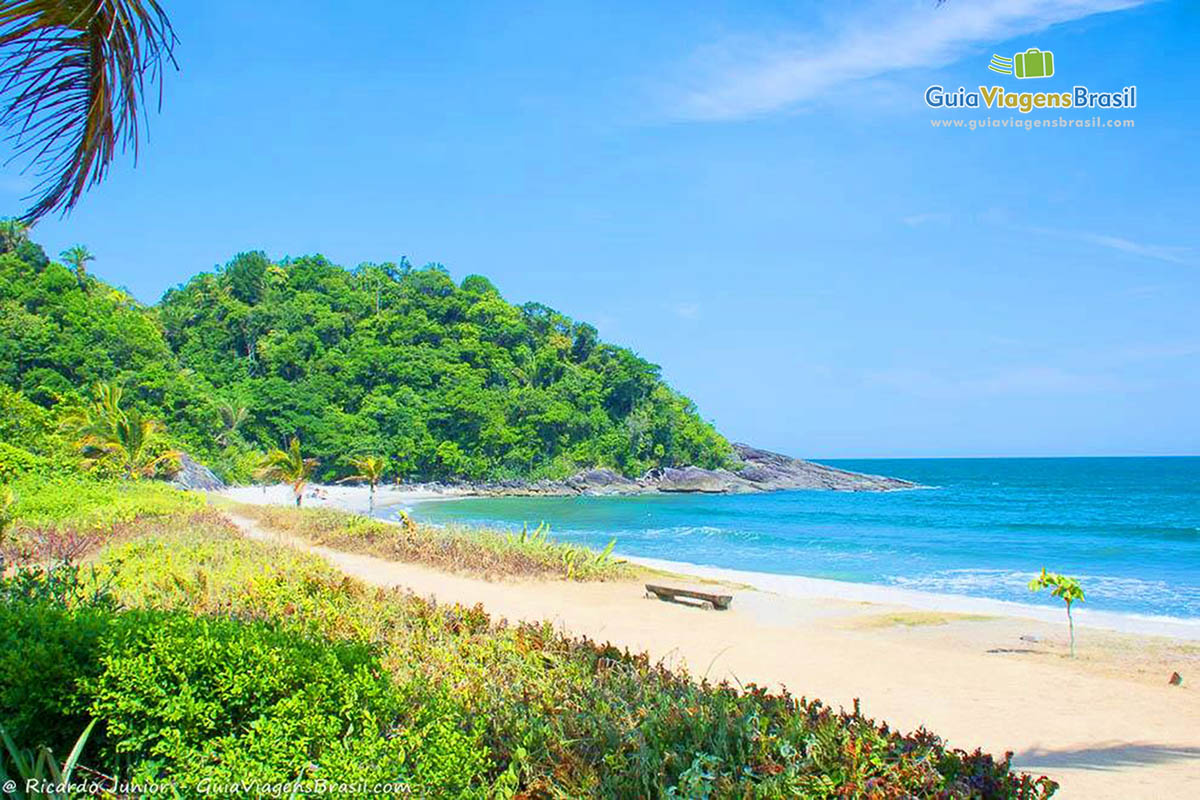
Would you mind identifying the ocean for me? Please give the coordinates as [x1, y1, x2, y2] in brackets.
[401, 457, 1200, 624]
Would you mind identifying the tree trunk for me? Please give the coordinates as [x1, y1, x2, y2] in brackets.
[1067, 602, 1075, 657]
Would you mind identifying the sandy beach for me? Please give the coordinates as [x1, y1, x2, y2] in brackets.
[220, 486, 1200, 799]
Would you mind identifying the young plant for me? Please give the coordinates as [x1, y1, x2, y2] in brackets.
[1028, 568, 1085, 657]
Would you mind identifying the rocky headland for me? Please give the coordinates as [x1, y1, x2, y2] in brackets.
[401, 443, 920, 498]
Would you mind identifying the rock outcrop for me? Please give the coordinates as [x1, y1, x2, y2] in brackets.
[726, 443, 917, 492]
[404, 443, 919, 497]
[171, 452, 226, 491]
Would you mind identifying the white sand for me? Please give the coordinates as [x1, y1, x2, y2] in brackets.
[221, 484, 1200, 641]
[222, 502, 1200, 799]
[215, 482, 472, 515]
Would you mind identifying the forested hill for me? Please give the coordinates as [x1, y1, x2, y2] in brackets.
[0, 231, 732, 482]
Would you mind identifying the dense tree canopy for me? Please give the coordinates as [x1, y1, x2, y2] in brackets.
[0, 230, 732, 482]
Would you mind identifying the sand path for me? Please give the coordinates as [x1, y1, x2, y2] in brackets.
[227, 512, 1200, 799]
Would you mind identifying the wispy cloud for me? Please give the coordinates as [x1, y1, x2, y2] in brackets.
[1031, 227, 1194, 265]
[673, 0, 1147, 121]
[671, 302, 702, 319]
[902, 212, 952, 227]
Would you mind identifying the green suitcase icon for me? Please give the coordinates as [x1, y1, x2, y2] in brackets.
[1014, 48, 1054, 79]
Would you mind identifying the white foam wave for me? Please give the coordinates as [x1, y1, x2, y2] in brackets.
[624, 556, 1200, 641]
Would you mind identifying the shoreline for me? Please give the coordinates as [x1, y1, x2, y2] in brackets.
[624, 555, 1200, 641]
[216, 483, 1200, 641]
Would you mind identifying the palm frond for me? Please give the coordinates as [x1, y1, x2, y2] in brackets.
[0, 0, 177, 221]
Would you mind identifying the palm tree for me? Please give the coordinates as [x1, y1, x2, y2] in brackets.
[216, 401, 248, 447]
[256, 437, 317, 507]
[0, 1, 177, 222]
[339, 455, 387, 514]
[86, 407, 176, 478]
[65, 382, 177, 478]
[0, 218, 29, 252]
[60, 244, 93, 288]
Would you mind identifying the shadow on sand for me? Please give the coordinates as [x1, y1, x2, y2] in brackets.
[1013, 742, 1200, 771]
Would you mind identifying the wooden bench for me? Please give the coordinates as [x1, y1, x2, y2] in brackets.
[645, 583, 732, 610]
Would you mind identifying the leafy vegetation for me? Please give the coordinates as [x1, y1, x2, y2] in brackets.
[0, 227, 732, 483]
[228, 502, 631, 582]
[1028, 569, 1086, 657]
[0, 516, 1057, 798]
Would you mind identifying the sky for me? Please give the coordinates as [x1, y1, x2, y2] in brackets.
[3, 0, 1197, 458]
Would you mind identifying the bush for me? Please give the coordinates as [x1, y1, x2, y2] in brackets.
[0, 442, 48, 483]
[0, 598, 110, 754]
[6, 474, 204, 532]
[89, 524, 1055, 798]
[0, 518, 1055, 798]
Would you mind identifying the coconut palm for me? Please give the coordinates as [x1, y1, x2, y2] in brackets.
[216, 401, 248, 447]
[60, 244, 94, 288]
[256, 437, 317, 507]
[0, 0, 177, 221]
[67, 382, 174, 477]
[0, 218, 29, 252]
[65, 383, 177, 478]
[82, 406, 176, 478]
[339, 455, 387, 514]
[1028, 568, 1085, 657]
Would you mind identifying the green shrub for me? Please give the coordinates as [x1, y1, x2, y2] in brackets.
[6, 474, 204, 531]
[0, 592, 112, 755]
[87, 524, 1054, 798]
[86, 612, 406, 787]
[0, 442, 48, 483]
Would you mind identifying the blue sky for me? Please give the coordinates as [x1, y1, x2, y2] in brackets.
[3, 0, 1197, 458]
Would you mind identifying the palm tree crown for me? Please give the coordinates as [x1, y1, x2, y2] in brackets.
[340, 455, 388, 513]
[0, 0, 177, 221]
[65, 380, 177, 478]
[60, 243, 94, 287]
[256, 437, 317, 506]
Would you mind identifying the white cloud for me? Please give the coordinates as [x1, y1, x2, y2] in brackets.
[1031, 227, 1194, 265]
[674, 0, 1148, 120]
[902, 212, 952, 227]
[671, 302, 702, 319]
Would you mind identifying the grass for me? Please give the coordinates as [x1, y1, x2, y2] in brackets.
[225, 501, 636, 582]
[1, 474, 205, 562]
[0, 515, 1057, 797]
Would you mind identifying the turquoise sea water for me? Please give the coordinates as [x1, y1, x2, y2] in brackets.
[403, 458, 1200, 620]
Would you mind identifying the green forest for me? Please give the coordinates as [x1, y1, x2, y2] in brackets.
[0, 225, 731, 483]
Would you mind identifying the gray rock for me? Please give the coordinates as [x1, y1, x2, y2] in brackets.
[565, 468, 638, 495]
[402, 443, 920, 498]
[729, 443, 919, 492]
[170, 452, 225, 491]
